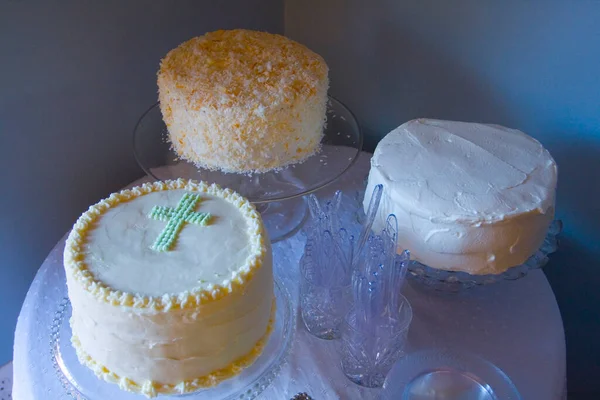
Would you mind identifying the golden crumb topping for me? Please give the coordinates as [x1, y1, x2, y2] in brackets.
[158, 30, 328, 109]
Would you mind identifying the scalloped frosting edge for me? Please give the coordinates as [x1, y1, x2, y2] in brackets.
[63, 178, 267, 311]
[70, 300, 276, 398]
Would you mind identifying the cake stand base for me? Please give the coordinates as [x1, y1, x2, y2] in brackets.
[256, 198, 308, 243]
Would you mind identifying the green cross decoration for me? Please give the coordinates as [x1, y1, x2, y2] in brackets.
[148, 192, 211, 252]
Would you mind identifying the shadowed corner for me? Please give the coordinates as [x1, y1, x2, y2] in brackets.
[290, 0, 516, 152]
[542, 136, 600, 396]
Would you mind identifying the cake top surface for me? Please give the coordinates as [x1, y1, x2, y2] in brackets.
[83, 189, 250, 296]
[64, 180, 267, 309]
[158, 29, 328, 109]
[371, 119, 557, 223]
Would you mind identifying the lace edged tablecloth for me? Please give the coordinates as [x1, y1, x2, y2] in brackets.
[13, 153, 566, 399]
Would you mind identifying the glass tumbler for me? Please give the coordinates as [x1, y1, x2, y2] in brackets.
[338, 294, 413, 388]
[299, 248, 352, 340]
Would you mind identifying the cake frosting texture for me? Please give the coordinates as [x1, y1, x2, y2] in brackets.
[158, 29, 329, 173]
[63, 179, 273, 397]
[365, 119, 557, 275]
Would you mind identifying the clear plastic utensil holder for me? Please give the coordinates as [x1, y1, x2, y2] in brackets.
[299, 238, 352, 340]
[338, 294, 413, 388]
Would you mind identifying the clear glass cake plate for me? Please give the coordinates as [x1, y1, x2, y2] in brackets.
[133, 96, 363, 243]
[51, 279, 295, 400]
[380, 349, 521, 400]
[406, 220, 563, 293]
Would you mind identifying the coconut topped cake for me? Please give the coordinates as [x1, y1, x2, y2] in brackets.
[64, 179, 273, 397]
[158, 29, 329, 173]
[365, 119, 557, 275]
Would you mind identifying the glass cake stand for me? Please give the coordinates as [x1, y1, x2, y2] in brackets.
[133, 96, 363, 243]
[407, 220, 563, 293]
[51, 279, 295, 400]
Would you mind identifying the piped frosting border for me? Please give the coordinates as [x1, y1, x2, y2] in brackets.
[63, 178, 267, 311]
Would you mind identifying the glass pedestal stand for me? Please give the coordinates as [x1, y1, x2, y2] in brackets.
[133, 96, 363, 242]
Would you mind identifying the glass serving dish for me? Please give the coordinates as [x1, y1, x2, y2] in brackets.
[407, 220, 562, 293]
[133, 96, 363, 243]
[51, 279, 295, 400]
[380, 349, 521, 400]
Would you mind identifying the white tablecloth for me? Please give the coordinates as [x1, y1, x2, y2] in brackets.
[0, 362, 12, 400]
[13, 153, 566, 400]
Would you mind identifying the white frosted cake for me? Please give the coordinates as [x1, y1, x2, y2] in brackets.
[365, 119, 557, 275]
[63, 179, 273, 397]
[158, 29, 329, 173]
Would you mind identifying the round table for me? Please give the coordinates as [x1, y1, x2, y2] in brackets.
[12, 152, 566, 400]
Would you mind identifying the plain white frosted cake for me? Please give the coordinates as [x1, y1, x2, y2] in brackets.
[365, 119, 557, 275]
[63, 179, 273, 397]
[158, 29, 329, 173]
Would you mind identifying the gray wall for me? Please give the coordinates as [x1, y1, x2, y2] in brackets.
[0, 0, 283, 364]
[286, 0, 600, 397]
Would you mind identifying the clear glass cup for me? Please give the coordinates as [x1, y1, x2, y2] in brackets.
[299, 248, 352, 340]
[338, 294, 413, 388]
